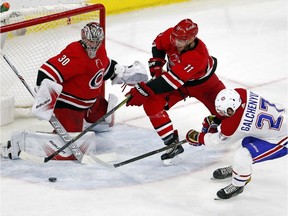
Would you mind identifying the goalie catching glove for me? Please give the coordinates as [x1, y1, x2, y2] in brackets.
[148, 57, 166, 78]
[186, 129, 205, 146]
[112, 61, 148, 85]
[125, 82, 155, 106]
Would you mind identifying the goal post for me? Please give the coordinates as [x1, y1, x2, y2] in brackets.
[0, 3, 106, 119]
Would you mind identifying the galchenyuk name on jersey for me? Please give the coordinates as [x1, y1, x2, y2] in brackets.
[241, 91, 259, 131]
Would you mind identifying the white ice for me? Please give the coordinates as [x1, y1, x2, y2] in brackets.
[1, 0, 287, 215]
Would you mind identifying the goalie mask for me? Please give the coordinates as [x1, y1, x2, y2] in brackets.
[81, 22, 104, 59]
[170, 19, 198, 52]
[215, 89, 242, 117]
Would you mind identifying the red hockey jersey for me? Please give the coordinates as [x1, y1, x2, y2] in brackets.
[151, 28, 215, 91]
[39, 41, 110, 109]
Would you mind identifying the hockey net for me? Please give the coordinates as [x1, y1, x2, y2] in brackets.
[0, 3, 105, 117]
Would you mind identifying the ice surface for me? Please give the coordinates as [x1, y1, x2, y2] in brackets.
[1, 0, 287, 216]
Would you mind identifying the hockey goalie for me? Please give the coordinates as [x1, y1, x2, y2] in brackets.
[2, 22, 148, 161]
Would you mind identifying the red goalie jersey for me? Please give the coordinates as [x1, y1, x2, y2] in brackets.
[36, 22, 148, 132]
[35, 22, 117, 132]
[38, 41, 109, 110]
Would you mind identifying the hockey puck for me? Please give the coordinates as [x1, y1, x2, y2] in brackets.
[48, 177, 57, 182]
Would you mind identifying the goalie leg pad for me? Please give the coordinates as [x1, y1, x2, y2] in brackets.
[7, 130, 97, 160]
[104, 93, 118, 126]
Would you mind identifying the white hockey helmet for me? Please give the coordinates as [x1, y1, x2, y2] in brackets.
[81, 22, 104, 58]
[215, 89, 242, 117]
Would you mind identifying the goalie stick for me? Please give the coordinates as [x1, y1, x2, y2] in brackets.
[19, 151, 118, 165]
[2, 55, 86, 162]
[3, 55, 124, 164]
[43, 97, 129, 163]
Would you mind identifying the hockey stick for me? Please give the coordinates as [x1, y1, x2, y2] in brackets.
[2, 55, 86, 162]
[112, 139, 188, 168]
[43, 97, 129, 163]
[19, 150, 118, 164]
[3, 55, 124, 163]
[78, 139, 188, 168]
[3, 55, 89, 162]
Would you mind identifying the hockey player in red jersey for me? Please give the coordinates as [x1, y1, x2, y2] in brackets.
[186, 88, 287, 199]
[125, 18, 226, 165]
[35, 22, 148, 133]
[2, 22, 148, 161]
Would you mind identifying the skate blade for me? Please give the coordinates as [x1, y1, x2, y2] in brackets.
[214, 197, 224, 200]
[210, 177, 231, 181]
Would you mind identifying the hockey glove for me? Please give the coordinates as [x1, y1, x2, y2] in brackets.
[186, 129, 203, 146]
[31, 79, 62, 121]
[201, 115, 221, 133]
[112, 61, 148, 86]
[126, 82, 155, 106]
[148, 57, 166, 78]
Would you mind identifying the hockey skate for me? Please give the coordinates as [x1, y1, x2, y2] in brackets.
[161, 130, 184, 165]
[216, 177, 251, 199]
[212, 165, 233, 179]
[0, 141, 11, 159]
[216, 183, 244, 199]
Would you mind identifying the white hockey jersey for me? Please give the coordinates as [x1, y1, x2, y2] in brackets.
[203, 88, 288, 147]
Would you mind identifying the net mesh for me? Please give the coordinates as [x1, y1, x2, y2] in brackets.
[0, 4, 105, 116]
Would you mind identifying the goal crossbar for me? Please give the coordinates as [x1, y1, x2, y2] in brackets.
[0, 4, 105, 33]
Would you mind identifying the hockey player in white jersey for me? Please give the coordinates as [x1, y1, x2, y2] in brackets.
[186, 88, 287, 199]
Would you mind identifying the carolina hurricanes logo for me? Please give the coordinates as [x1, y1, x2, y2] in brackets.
[89, 69, 104, 89]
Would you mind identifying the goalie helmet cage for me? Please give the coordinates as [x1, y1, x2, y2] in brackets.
[0, 3, 106, 117]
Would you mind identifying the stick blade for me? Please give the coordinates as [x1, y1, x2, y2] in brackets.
[81, 152, 117, 168]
